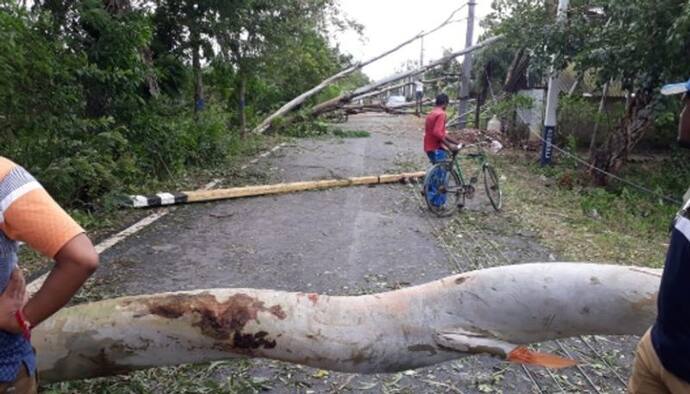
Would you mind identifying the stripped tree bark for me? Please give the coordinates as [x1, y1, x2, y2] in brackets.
[252, 5, 472, 134]
[34, 263, 659, 383]
[309, 36, 503, 117]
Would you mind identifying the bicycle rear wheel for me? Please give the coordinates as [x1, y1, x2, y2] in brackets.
[483, 164, 502, 211]
[423, 162, 464, 217]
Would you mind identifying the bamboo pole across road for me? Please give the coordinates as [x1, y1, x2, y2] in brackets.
[128, 171, 426, 208]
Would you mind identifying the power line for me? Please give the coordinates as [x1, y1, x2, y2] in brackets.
[535, 135, 682, 206]
[472, 98, 683, 206]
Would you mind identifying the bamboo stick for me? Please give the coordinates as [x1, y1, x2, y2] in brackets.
[128, 172, 425, 208]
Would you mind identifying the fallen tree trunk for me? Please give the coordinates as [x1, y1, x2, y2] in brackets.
[127, 172, 425, 208]
[310, 36, 503, 117]
[34, 263, 659, 383]
[252, 6, 471, 134]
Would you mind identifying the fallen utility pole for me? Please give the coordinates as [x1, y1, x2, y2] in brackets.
[128, 172, 425, 208]
[353, 80, 419, 102]
[252, 5, 472, 134]
[309, 36, 503, 117]
[34, 263, 659, 383]
[354, 76, 460, 103]
[457, 1, 477, 128]
[341, 100, 441, 116]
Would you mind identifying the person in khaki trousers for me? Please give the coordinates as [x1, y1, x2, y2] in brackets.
[0, 157, 99, 393]
[628, 90, 690, 393]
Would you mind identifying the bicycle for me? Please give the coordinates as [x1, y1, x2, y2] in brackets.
[422, 143, 502, 216]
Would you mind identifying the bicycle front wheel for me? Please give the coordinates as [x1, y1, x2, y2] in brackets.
[483, 164, 502, 211]
[423, 162, 464, 217]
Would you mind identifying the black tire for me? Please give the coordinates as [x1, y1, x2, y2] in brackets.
[423, 162, 465, 217]
[483, 164, 502, 211]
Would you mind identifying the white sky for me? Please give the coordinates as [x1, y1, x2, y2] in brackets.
[334, 0, 494, 81]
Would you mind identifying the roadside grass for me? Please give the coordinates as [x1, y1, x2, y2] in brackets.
[282, 119, 371, 139]
[43, 360, 269, 394]
[331, 129, 371, 138]
[491, 149, 689, 267]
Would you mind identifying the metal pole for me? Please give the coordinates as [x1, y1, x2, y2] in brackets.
[540, 0, 570, 166]
[420, 36, 425, 67]
[457, 1, 476, 128]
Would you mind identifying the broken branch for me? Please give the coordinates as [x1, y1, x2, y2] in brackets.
[34, 263, 659, 383]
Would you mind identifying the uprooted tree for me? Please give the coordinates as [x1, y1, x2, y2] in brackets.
[487, 0, 690, 184]
[34, 263, 659, 383]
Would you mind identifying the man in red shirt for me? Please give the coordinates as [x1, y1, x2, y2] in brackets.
[423, 94, 461, 209]
[424, 93, 461, 164]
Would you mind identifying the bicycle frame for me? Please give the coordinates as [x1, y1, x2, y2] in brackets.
[449, 148, 488, 187]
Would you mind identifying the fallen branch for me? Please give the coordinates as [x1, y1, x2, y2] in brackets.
[34, 263, 659, 383]
[127, 172, 425, 208]
[252, 5, 471, 134]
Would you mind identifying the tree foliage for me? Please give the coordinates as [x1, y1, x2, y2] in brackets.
[0, 0, 358, 207]
[483, 0, 690, 181]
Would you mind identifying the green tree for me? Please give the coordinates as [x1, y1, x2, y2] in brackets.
[488, 0, 690, 183]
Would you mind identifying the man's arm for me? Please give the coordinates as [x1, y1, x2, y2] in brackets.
[442, 135, 460, 150]
[0, 163, 98, 331]
[23, 234, 98, 328]
[433, 114, 461, 151]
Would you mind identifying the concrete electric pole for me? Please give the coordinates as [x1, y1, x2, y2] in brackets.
[540, 0, 570, 166]
[457, 1, 476, 129]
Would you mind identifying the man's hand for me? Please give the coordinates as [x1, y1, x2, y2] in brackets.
[0, 268, 27, 334]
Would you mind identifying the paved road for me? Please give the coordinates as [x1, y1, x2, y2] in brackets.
[90, 114, 636, 393]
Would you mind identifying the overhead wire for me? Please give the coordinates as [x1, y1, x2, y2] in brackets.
[473, 91, 683, 206]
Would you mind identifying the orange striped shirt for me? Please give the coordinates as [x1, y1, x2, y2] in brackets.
[0, 157, 84, 260]
[0, 156, 84, 381]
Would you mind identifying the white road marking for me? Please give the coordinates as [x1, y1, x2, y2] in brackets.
[27, 143, 286, 294]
